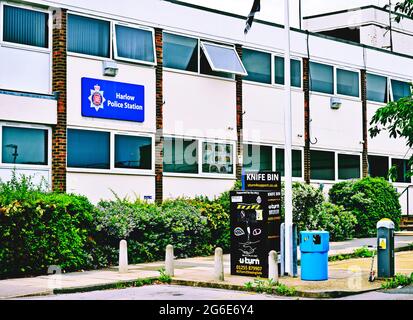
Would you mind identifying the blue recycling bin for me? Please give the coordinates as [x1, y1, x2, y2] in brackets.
[300, 231, 330, 281]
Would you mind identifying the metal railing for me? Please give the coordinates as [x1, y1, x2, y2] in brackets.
[400, 185, 412, 216]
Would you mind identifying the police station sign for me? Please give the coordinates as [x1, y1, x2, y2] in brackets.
[81, 77, 145, 122]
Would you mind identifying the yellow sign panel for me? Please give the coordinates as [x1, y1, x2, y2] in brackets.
[379, 238, 387, 250]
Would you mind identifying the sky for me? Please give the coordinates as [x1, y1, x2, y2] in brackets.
[182, 0, 391, 28]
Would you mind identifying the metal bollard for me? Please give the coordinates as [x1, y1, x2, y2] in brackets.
[268, 250, 279, 283]
[214, 247, 224, 281]
[165, 244, 174, 277]
[119, 240, 128, 273]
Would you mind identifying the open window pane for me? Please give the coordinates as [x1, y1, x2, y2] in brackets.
[115, 135, 152, 170]
[392, 158, 411, 183]
[391, 80, 411, 101]
[200, 49, 233, 79]
[163, 33, 198, 72]
[242, 49, 271, 84]
[368, 155, 389, 178]
[202, 142, 233, 174]
[68, 14, 110, 57]
[3, 5, 48, 48]
[274, 56, 302, 87]
[164, 137, 198, 173]
[2, 127, 48, 165]
[115, 25, 155, 63]
[200, 42, 247, 75]
[338, 154, 360, 180]
[311, 150, 335, 180]
[309, 62, 334, 94]
[67, 129, 110, 169]
[367, 73, 388, 103]
[337, 69, 359, 97]
[243, 144, 272, 171]
[275, 149, 303, 178]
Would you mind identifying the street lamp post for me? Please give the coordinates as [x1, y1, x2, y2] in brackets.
[283, 0, 294, 276]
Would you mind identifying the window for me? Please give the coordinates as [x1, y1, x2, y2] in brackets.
[338, 154, 360, 180]
[114, 24, 155, 64]
[242, 49, 271, 84]
[2, 126, 48, 165]
[368, 155, 389, 178]
[311, 150, 335, 180]
[67, 129, 110, 169]
[274, 56, 302, 88]
[391, 80, 411, 101]
[309, 62, 334, 94]
[163, 33, 198, 72]
[243, 144, 272, 171]
[202, 142, 233, 174]
[115, 135, 152, 170]
[391, 159, 411, 183]
[68, 14, 110, 57]
[164, 137, 198, 173]
[2, 5, 48, 48]
[275, 149, 303, 178]
[337, 69, 359, 97]
[200, 42, 247, 76]
[367, 73, 388, 103]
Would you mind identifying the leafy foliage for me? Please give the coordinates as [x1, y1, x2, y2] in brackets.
[0, 174, 95, 278]
[394, 0, 413, 22]
[381, 273, 413, 289]
[329, 177, 402, 237]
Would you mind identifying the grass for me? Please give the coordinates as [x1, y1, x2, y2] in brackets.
[328, 246, 375, 262]
[244, 278, 297, 296]
[381, 273, 413, 290]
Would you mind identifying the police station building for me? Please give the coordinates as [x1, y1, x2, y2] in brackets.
[0, 0, 412, 214]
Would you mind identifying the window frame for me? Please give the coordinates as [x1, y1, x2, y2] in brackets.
[66, 127, 155, 175]
[308, 60, 335, 95]
[0, 2, 52, 52]
[66, 12, 113, 60]
[336, 152, 362, 181]
[162, 135, 199, 175]
[389, 77, 412, 102]
[242, 143, 274, 172]
[272, 53, 303, 89]
[200, 41, 247, 76]
[162, 30, 199, 73]
[241, 47, 273, 85]
[0, 122, 52, 170]
[366, 71, 390, 105]
[309, 149, 336, 182]
[390, 156, 412, 184]
[113, 22, 156, 66]
[335, 66, 361, 99]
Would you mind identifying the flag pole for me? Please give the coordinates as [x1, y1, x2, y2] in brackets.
[283, 0, 294, 276]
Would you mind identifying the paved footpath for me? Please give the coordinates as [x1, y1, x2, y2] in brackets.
[1, 236, 413, 300]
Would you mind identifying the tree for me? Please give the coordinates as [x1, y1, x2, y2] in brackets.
[370, 90, 413, 180]
[394, 0, 413, 23]
[369, 1, 413, 181]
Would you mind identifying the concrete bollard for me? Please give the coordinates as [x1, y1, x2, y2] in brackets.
[165, 244, 174, 277]
[214, 247, 224, 281]
[119, 240, 128, 273]
[268, 250, 279, 283]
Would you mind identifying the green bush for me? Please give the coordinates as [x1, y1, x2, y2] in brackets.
[329, 177, 402, 237]
[0, 174, 96, 278]
[93, 197, 213, 266]
[318, 202, 357, 241]
[281, 182, 325, 232]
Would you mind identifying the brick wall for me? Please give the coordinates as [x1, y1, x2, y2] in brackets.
[235, 44, 243, 180]
[155, 28, 164, 203]
[361, 69, 369, 177]
[51, 9, 67, 193]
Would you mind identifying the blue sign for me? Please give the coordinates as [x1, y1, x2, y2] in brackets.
[81, 77, 145, 122]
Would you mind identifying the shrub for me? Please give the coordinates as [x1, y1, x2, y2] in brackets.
[187, 199, 230, 252]
[93, 198, 213, 266]
[318, 202, 357, 241]
[0, 174, 96, 278]
[281, 182, 325, 232]
[329, 177, 402, 237]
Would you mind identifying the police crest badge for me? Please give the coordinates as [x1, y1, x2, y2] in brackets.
[88, 84, 106, 112]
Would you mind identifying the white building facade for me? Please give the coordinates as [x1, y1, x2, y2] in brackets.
[0, 0, 411, 214]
